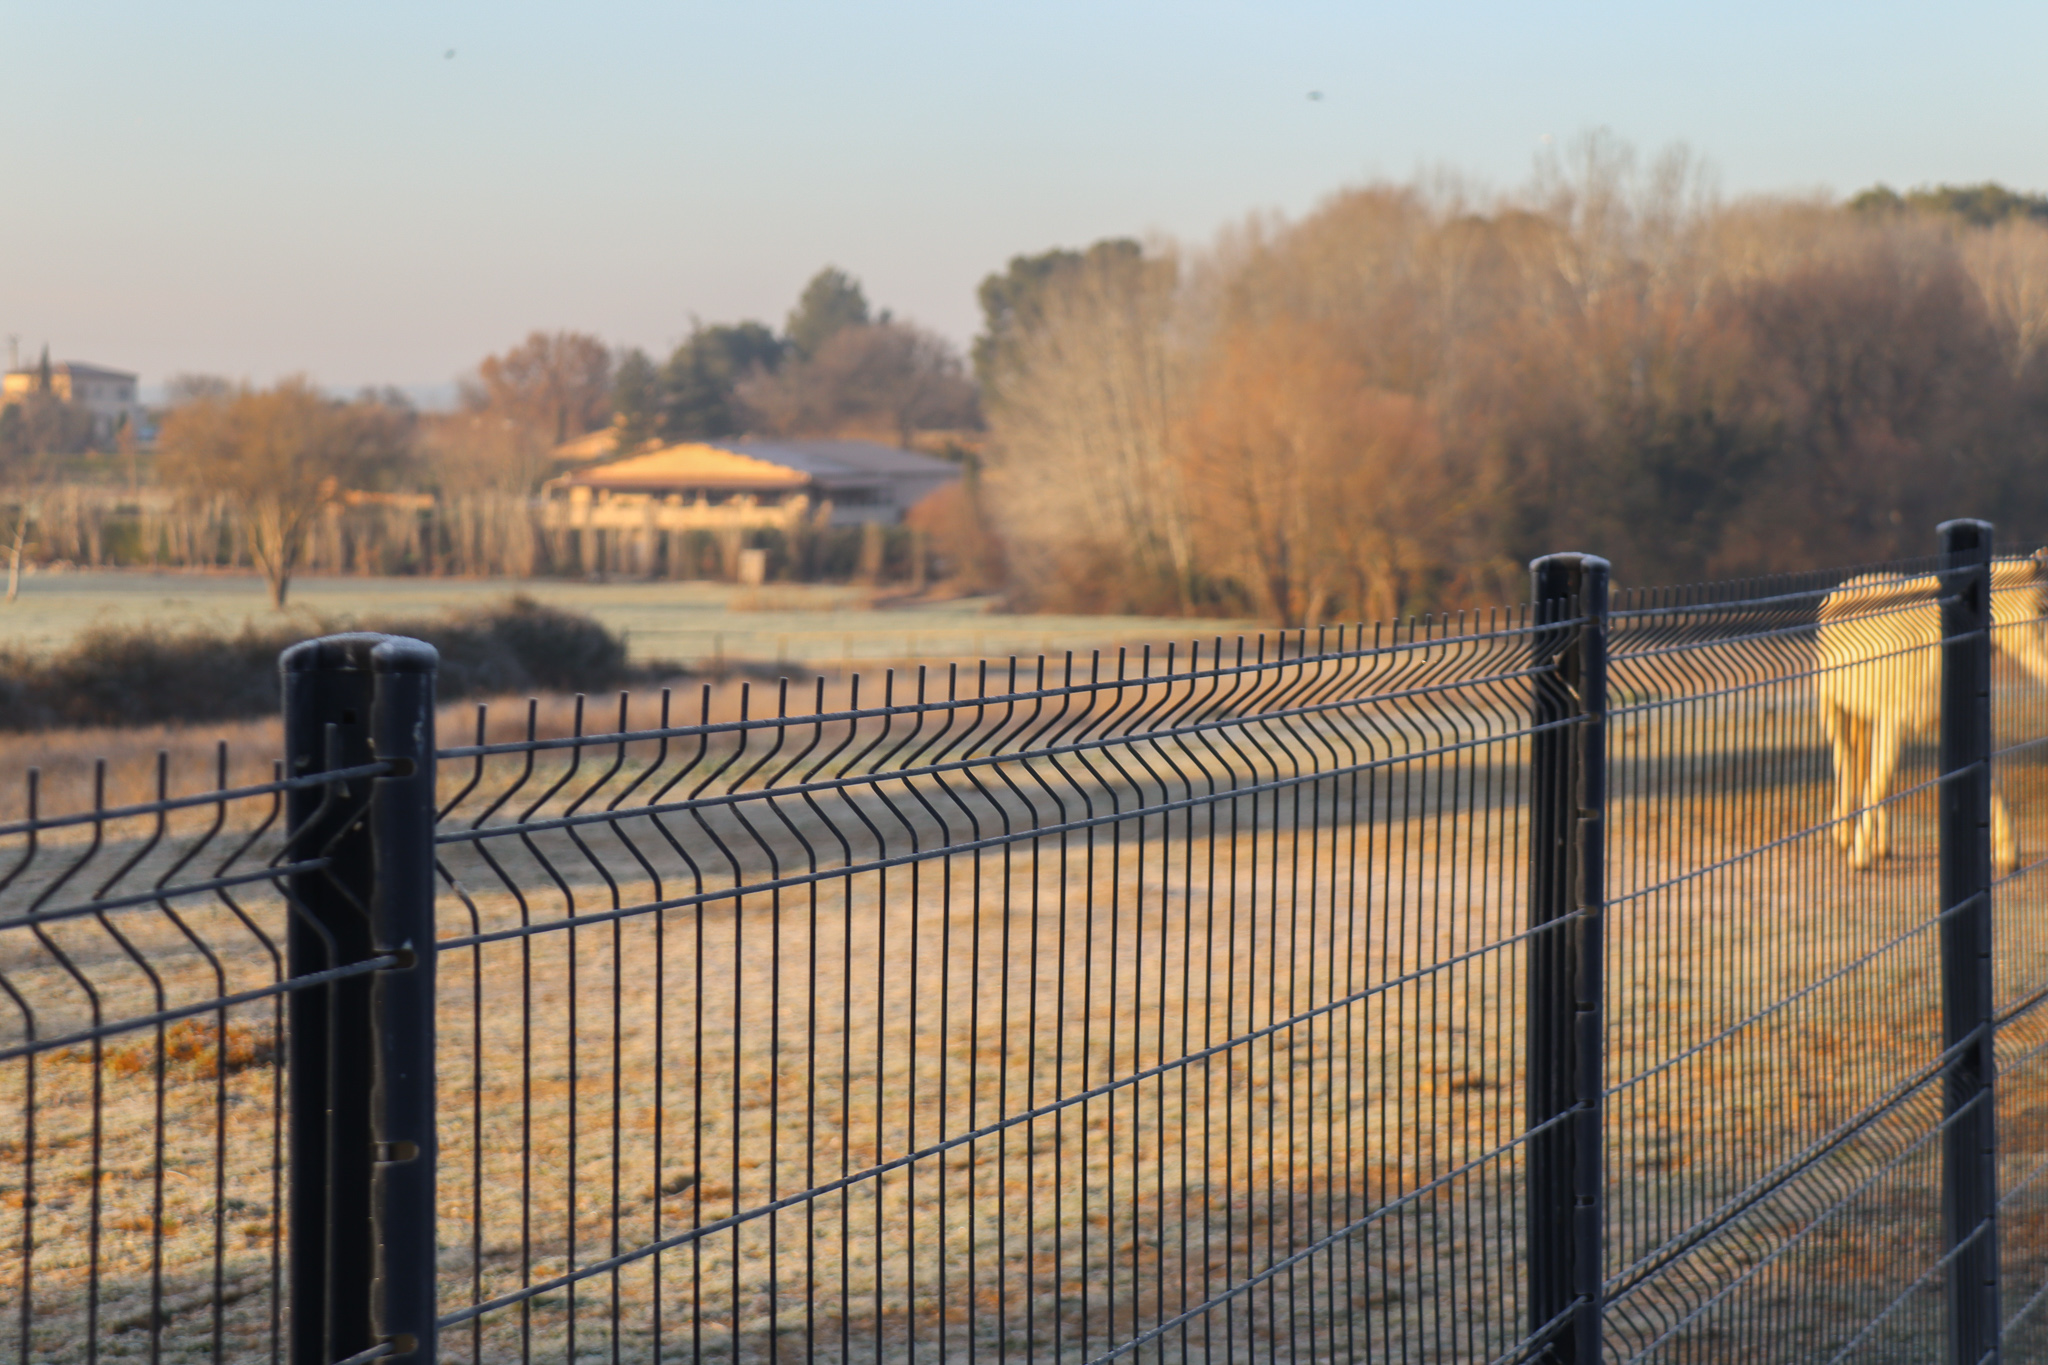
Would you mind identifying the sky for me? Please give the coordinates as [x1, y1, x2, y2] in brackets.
[2, 1, 2044, 398]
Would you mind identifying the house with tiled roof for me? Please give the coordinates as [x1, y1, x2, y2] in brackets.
[542, 437, 959, 532]
[538, 437, 961, 579]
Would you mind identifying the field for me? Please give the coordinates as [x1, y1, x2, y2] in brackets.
[7, 708, 2043, 1362]
[9, 624, 2048, 1361]
[0, 569, 1249, 672]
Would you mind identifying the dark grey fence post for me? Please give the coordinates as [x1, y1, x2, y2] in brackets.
[1527, 553, 1609, 1364]
[369, 638, 439, 1361]
[283, 634, 439, 1365]
[1939, 519, 2001, 1364]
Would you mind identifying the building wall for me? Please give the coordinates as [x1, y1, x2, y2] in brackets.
[1, 365, 141, 442]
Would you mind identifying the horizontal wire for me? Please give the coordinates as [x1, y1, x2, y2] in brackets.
[2003, 1258, 2048, 1341]
[0, 760, 390, 839]
[1614, 1081, 1961, 1362]
[431, 907, 1587, 1321]
[1605, 766, 1949, 910]
[432, 623, 1573, 759]
[435, 683, 1561, 846]
[1078, 1102, 1585, 1364]
[439, 1084, 1586, 1339]
[0, 953, 396, 1063]
[1604, 1026, 1984, 1303]
[1481, 1302, 1586, 1365]
[435, 715, 1574, 898]
[1822, 1206, 1996, 1365]
[1605, 903, 1948, 1099]
[434, 718, 1568, 948]
[325, 1344, 397, 1365]
[0, 858, 328, 933]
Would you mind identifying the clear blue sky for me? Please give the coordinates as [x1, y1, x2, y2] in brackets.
[2, 1, 2042, 395]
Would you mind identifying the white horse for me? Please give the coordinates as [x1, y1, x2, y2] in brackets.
[1817, 555, 2048, 873]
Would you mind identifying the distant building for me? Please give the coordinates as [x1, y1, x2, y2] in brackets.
[0, 361, 141, 442]
[542, 437, 961, 533]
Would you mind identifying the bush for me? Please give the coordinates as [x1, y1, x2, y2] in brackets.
[0, 595, 647, 731]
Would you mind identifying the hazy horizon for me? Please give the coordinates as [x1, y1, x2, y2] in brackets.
[4, 0, 2045, 393]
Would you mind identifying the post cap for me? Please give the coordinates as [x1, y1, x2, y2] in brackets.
[1527, 552, 1612, 575]
[372, 636, 439, 674]
[281, 632, 439, 677]
[1937, 519, 1993, 552]
[279, 632, 394, 676]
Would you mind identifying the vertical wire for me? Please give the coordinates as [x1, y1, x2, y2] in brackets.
[565, 694, 585, 1364]
[838, 675, 858, 1365]
[802, 677, 823, 1361]
[873, 670, 893, 1364]
[767, 680, 786, 1363]
[609, 695, 627, 1365]
[692, 686, 710, 1365]
[519, 700, 536, 1365]
[650, 689, 671, 1360]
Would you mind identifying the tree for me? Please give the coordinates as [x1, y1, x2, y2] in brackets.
[1961, 218, 2048, 381]
[418, 411, 553, 495]
[1180, 317, 1447, 625]
[158, 379, 413, 607]
[973, 239, 1143, 393]
[660, 322, 784, 438]
[472, 331, 613, 445]
[0, 432, 51, 603]
[1852, 182, 2048, 228]
[0, 391, 93, 460]
[980, 247, 1195, 612]
[737, 321, 977, 444]
[611, 348, 661, 447]
[785, 268, 870, 359]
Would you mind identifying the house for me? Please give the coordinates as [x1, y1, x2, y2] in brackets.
[0, 361, 141, 442]
[542, 437, 960, 532]
[538, 437, 962, 579]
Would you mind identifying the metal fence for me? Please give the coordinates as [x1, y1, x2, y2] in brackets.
[5, 521, 2048, 1362]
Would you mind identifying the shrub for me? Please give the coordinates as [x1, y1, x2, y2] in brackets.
[0, 595, 648, 731]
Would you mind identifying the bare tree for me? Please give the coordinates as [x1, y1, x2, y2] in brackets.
[472, 331, 613, 445]
[418, 411, 554, 495]
[1962, 218, 2048, 381]
[981, 247, 1196, 612]
[737, 322, 978, 444]
[1180, 318, 1449, 626]
[158, 379, 412, 607]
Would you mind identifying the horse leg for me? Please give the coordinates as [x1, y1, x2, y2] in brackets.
[1994, 785, 2018, 878]
[1824, 704, 1863, 851]
[1853, 716, 1904, 869]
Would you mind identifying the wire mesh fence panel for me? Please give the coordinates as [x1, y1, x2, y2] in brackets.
[1991, 549, 2048, 1354]
[16, 534, 2048, 1365]
[0, 748, 392, 1365]
[1601, 562, 1961, 1363]
[427, 620, 1563, 1363]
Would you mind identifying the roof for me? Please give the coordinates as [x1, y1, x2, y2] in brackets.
[2, 361, 137, 382]
[563, 437, 961, 498]
[554, 427, 624, 463]
[565, 443, 812, 493]
[716, 439, 961, 492]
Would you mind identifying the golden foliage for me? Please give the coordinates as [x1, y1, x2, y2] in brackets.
[984, 144, 2048, 618]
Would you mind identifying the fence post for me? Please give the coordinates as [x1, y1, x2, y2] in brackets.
[282, 634, 439, 1364]
[1527, 553, 1609, 1364]
[368, 638, 439, 1361]
[284, 634, 383, 1365]
[1939, 518, 2002, 1364]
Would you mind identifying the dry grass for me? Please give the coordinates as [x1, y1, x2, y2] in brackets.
[9, 664, 2048, 1360]
[0, 780, 1989, 1363]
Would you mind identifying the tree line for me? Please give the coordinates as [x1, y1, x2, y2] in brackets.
[980, 147, 2048, 621]
[1, 269, 981, 607]
[9, 150, 2048, 621]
